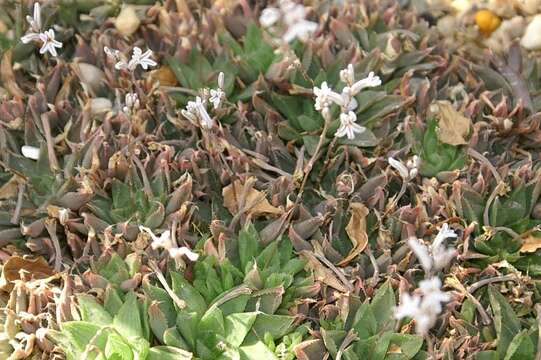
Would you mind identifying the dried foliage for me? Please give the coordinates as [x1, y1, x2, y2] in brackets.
[0, 0, 540, 359]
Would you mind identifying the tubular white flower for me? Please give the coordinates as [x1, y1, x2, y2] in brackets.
[185, 97, 215, 129]
[128, 47, 157, 70]
[26, 3, 41, 32]
[335, 111, 365, 140]
[217, 71, 225, 89]
[38, 29, 62, 57]
[395, 276, 450, 335]
[388, 157, 411, 180]
[139, 226, 174, 251]
[350, 71, 382, 95]
[123, 92, 140, 113]
[21, 145, 40, 160]
[168, 247, 199, 262]
[407, 223, 457, 273]
[407, 238, 433, 273]
[313, 82, 344, 111]
[209, 88, 224, 109]
[282, 20, 318, 43]
[260, 7, 280, 27]
[340, 64, 355, 84]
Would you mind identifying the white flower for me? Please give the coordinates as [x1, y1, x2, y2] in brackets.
[139, 226, 174, 251]
[260, 7, 281, 27]
[394, 292, 422, 319]
[395, 276, 450, 335]
[26, 3, 41, 33]
[185, 96, 214, 129]
[313, 82, 344, 111]
[123, 92, 140, 113]
[168, 247, 199, 262]
[283, 20, 318, 43]
[209, 89, 224, 109]
[38, 29, 62, 57]
[407, 223, 457, 273]
[21, 3, 41, 43]
[350, 71, 382, 95]
[217, 71, 225, 89]
[335, 111, 365, 140]
[128, 47, 157, 70]
[389, 156, 419, 181]
[21, 145, 40, 160]
[340, 64, 355, 84]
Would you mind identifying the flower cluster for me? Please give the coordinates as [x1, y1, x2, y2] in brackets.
[21, 3, 62, 57]
[181, 72, 225, 129]
[408, 223, 457, 273]
[259, 0, 318, 43]
[122, 93, 140, 114]
[388, 155, 421, 181]
[313, 64, 381, 140]
[138, 226, 199, 264]
[104, 46, 157, 71]
[394, 277, 450, 335]
[394, 223, 457, 335]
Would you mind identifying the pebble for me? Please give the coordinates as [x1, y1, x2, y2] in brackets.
[521, 14, 541, 50]
[115, 6, 140, 36]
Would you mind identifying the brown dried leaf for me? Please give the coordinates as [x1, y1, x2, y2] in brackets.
[0, 175, 21, 200]
[300, 250, 348, 292]
[0, 256, 54, 291]
[337, 202, 369, 266]
[1, 50, 24, 98]
[433, 100, 471, 145]
[223, 178, 282, 217]
[151, 66, 178, 86]
[520, 235, 541, 253]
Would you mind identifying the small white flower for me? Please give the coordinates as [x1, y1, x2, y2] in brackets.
[388, 157, 411, 180]
[217, 71, 225, 89]
[185, 96, 214, 129]
[26, 3, 41, 33]
[38, 29, 62, 57]
[260, 7, 281, 27]
[335, 111, 365, 140]
[123, 92, 140, 113]
[21, 3, 42, 44]
[104, 46, 121, 60]
[350, 71, 382, 95]
[128, 47, 157, 70]
[407, 238, 433, 273]
[340, 64, 355, 85]
[282, 20, 318, 43]
[407, 223, 457, 273]
[21, 145, 40, 160]
[168, 247, 199, 262]
[313, 82, 344, 111]
[395, 276, 450, 335]
[394, 292, 422, 319]
[209, 88, 224, 109]
[139, 226, 174, 251]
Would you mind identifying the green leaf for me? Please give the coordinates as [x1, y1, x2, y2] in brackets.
[114, 292, 143, 339]
[352, 303, 377, 339]
[224, 312, 258, 347]
[503, 329, 535, 360]
[369, 281, 396, 332]
[61, 321, 108, 354]
[104, 287, 124, 316]
[199, 306, 226, 337]
[475, 351, 500, 360]
[77, 294, 113, 326]
[104, 333, 133, 360]
[238, 223, 261, 273]
[112, 179, 132, 210]
[147, 346, 193, 360]
[176, 311, 199, 349]
[385, 333, 423, 360]
[171, 272, 207, 316]
[488, 286, 521, 358]
[163, 327, 190, 350]
[239, 341, 278, 360]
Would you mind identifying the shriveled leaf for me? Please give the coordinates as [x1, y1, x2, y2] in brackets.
[520, 234, 541, 253]
[337, 203, 369, 266]
[432, 101, 471, 146]
[0, 256, 54, 291]
[223, 178, 282, 217]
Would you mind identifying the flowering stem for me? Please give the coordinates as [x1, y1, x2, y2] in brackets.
[467, 274, 517, 294]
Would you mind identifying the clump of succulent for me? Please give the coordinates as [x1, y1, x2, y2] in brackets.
[1, 0, 541, 359]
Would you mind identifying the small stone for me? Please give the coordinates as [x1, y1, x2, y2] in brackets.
[521, 15, 541, 50]
[516, 0, 541, 15]
[90, 98, 112, 114]
[115, 6, 140, 36]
